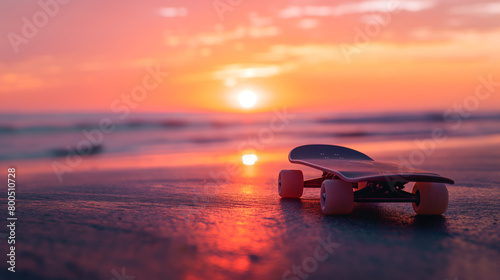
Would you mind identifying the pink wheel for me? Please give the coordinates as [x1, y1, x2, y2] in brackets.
[278, 170, 304, 198]
[412, 182, 448, 215]
[320, 179, 354, 215]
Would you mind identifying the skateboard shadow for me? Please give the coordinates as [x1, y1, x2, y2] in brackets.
[278, 198, 305, 211]
[410, 215, 448, 231]
[349, 203, 449, 232]
[279, 198, 449, 233]
[277, 198, 452, 279]
[278, 198, 323, 225]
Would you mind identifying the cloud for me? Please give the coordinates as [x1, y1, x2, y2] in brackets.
[213, 64, 283, 80]
[449, 2, 500, 16]
[279, 1, 435, 18]
[0, 73, 45, 92]
[0, 55, 62, 92]
[164, 25, 280, 48]
[159, 7, 188, 17]
[298, 19, 319, 29]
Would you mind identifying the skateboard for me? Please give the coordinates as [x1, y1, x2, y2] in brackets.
[278, 144, 454, 215]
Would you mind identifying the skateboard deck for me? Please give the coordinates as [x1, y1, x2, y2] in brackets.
[289, 144, 454, 184]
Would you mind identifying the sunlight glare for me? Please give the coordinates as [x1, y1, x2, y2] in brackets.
[238, 90, 257, 109]
[242, 154, 258, 165]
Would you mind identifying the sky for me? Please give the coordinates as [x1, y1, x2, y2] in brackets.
[1, 0, 499, 113]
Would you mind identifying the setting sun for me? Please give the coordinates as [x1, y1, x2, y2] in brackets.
[242, 154, 258, 165]
[238, 90, 257, 109]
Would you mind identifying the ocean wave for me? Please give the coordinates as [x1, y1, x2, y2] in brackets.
[317, 112, 500, 124]
[1, 112, 499, 162]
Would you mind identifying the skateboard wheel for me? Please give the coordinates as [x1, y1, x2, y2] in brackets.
[320, 179, 354, 215]
[412, 182, 448, 215]
[278, 170, 304, 198]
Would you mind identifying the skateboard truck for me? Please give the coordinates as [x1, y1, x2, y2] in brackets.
[352, 182, 416, 203]
[305, 175, 416, 203]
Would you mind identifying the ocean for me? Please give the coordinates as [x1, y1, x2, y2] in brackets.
[1, 111, 499, 175]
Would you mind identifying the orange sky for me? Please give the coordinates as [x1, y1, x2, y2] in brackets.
[1, 0, 499, 113]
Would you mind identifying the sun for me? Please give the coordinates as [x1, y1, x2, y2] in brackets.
[242, 154, 258, 165]
[238, 90, 257, 109]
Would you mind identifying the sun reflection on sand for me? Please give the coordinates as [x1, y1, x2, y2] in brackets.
[238, 184, 255, 195]
[193, 207, 279, 271]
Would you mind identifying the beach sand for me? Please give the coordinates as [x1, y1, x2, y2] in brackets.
[1, 139, 499, 280]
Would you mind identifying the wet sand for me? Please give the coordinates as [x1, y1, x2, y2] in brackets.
[1, 142, 499, 280]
